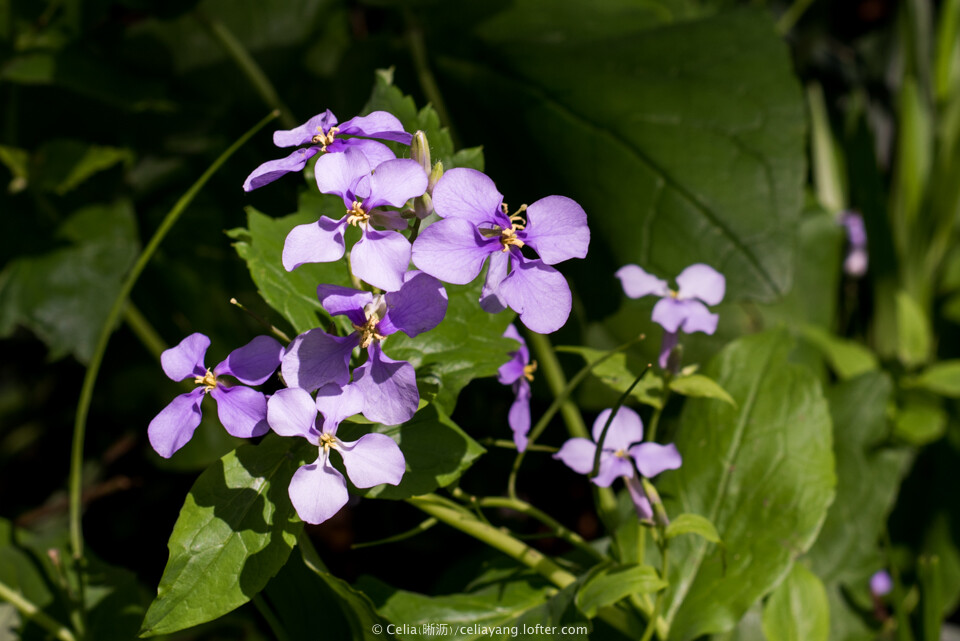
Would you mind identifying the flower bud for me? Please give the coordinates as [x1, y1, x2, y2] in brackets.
[411, 130, 431, 175]
[428, 160, 444, 192]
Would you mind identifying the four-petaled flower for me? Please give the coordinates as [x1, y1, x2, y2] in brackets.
[243, 110, 412, 192]
[498, 324, 536, 451]
[412, 168, 589, 334]
[554, 406, 680, 519]
[267, 384, 405, 524]
[281, 271, 447, 425]
[615, 263, 725, 368]
[148, 333, 283, 458]
[282, 149, 427, 291]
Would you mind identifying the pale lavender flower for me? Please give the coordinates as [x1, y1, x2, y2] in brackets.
[554, 406, 680, 519]
[615, 263, 725, 368]
[497, 324, 536, 451]
[841, 211, 868, 277]
[148, 333, 283, 458]
[243, 110, 412, 192]
[282, 149, 427, 291]
[281, 271, 447, 425]
[267, 384, 405, 524]
[411, 168, 589, 334]
[870, 570, 893, 597]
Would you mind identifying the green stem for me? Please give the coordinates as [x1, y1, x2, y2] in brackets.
[640, 544, 669, 641]
[122, 303, 167, 362]
[526, 331, 589, 439]
[229, 298, 291, 343]
[403, 9, 456, 142]
[481, 438, 557, 453]
[68, 111, 278, 587]
[0, 580, 77, 641]
[591, 370, 651, 479]
[776, 0, 816, 34]
[352, 518, 438, 549]
[195, 11, 296, 129]
[252, 594, 290, 641]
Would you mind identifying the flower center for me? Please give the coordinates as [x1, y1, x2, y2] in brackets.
[311, 126, 340, 151]
[319, 432, 339, 453]
[194, 369, 218, 391]
[498, 203, 527, 252]
[614, 449, 628, 458]
[668, 289, 680, 299]
[523, 361, 538, 382]
[346, 201, 369, 227]
[352, 296, 387, 349]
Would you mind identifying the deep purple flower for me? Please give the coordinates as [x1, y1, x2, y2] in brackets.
[243, 110, 412, 192]
[615, 263, 725, 368]
[497, 324, 536, 451]
[281, 271, 447, 425]
[282, 149, 427, 291]
[267, 383, 405, 524]
[148, 333, 283, 458]
[841, 211, 868, 277]
[870, 570, 893, 597]
[411, 168, 589, 334]
[554, 406, 681, 519]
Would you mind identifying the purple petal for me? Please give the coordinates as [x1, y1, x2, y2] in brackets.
[281, 329, 357, 391]
[243, 147, 320, 192]
[214, 335, 283, 385]
[499, 256, 572, 334]
[870, 570, 893, 597]
[282, 217, 348, 272]
[288, 456, 349, 525]
[676, 264, 725, 306]
[379, 271, 448, 338]
[844, 248, 868, 277]
[350, 229, 411, 292]
[338, 433, 406, 488]
[615, 265, 669, 299]
[314, 148, 371, 205]
[509, 379, 532, 452]
[593, 454, 634, 488]
[659, 331, 679, 370]
[592, 407, 644, 451]
[554, 437, 598, 475]
[629, 442, 682, 478]
[272, 110, 337, 147]
[652, 298, 718, 335]
[161, 333, 210, 382]
[331, 138, 397, 166]
[364, 158, 428, 210]
[315, 383, 364, 434]
[498, 325, 529, 385]
[625, 476, 653, 520]
[503, 324, 530, 362]
[411, 218, 495, 285]
[316, 284, 373, 327]
[520, 196, 589, 265]
[148, 388, 205, 458]
[432, 168, 504, 226]
[210, 385, 269, 438]
[267, 387, 320, 445]
[338, 111, 412, 144]
[480, 250, 509, 313]
[842, 212, 867, 247]
[353, 343, 419, 425]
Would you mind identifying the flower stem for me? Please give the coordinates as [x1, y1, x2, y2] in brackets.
[252, 594, 290, 641]
[67, 111, 279, 610]
[402, 9, 456, 143]
[480, 438, 558, 453]
[0, 579, 77, 641]
[352, 518, 438, 549]
[591, 369, 652, 479]
[122, 303, 167, 362]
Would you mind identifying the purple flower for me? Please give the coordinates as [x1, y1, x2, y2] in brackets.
[554, 406, 680, 519]
[411, 168, 589, 334]
[281, 271, 447, 425]
[615, 263, 725, 368]
[282, 149, 427, 291]
[497, 324, 537, 451]
[870, 570, 893, 597]
[267, 384, 405, 524]
[148, 333, 283, 458]
[841, 211, 868, 277]
[243, 110, 412, 192]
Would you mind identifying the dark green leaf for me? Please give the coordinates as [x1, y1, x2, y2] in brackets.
[575, 564, 666, 618]
[558, 346, 664, 409]
[799, 325, 879, 380]
[665, 513, 722, 544]
[30, 140, 133, 195]
[761, 563, 830, 641]
[906, 360, 960, 397]
[668, 374, 736, 406]
[140, 435, 312, 637]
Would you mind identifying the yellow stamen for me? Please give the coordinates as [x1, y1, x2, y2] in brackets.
[523, 360, 537, 382]
[499, 204, 528, 252]
[614, 449, 628, 458]
[669, 289, 679, 299]
[352, 316, 386, 349]
[194, 369, 218, 391]
[346, 201, 369, 227]
[311, 126, 340, 151]
[319, 432, 338, 453]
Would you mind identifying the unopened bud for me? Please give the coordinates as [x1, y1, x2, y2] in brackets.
[411, 131, 431, 175]
[414, 192, 434, 219]
[428, 161, 444, 192]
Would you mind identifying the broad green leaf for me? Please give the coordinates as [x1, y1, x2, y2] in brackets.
[665, 513, 722, 544]
[657, 330, 836, 640]
[761, 563, 830, 641]
[668, 374, 735, 406]
[339, 404, 485, 500]
[558, 345, 664, 409]
[0, 200, 139, 363]
[446, 7, 805, 302]
[575, 564, 666, 617]
[140, 435, 312, 637]
[894, 398, 947, 445]
[799, 325, 879, 380]
[824, 581, 876, 641]
[30, 140, 133, 195]
[906, 360, 960, 397]
[806, 373, 910, 585]
[896, 291, 932, 368]
[0, 519, 55, 635]
[713, 603, 765, 641]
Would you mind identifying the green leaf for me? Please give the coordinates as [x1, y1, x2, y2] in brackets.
[30, 140, 133, 195]
[340, 404, 485, 500]
[665, 513, 722, 544]
[0, 145, 29, 192]
[761, 563, 830, 641]
[0, 200, 139, 363]
[657, 330, 836, 640]
[140, 435, 312, 637]
[558, 345, 664, 409]
[445, 6, 805, 302]
[668, 374, 736, 406]
[894, 398, 947, 445]
[799, 325, 879, 380]
[906, 360, 960, 397]
[896, 290, 932, 368]
[575, 564, 666, 618]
